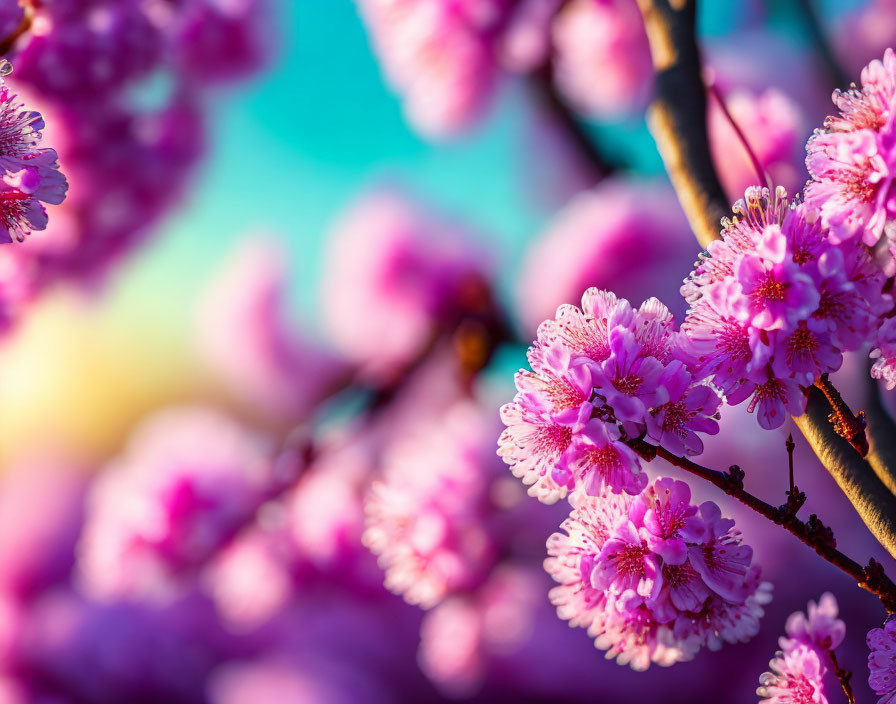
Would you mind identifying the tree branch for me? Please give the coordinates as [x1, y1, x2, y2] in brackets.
[634, 0, 729, 247]
[527, 61, 616, 183]
[632, 440, 896, 612]
[635, 0, 896, 563]
[794, 388, 896, 562]
[0, 5, 32, 57]
[864, 372, 896, 497]
[794, 0, 849, 90]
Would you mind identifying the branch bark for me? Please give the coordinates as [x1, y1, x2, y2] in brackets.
[635, 0, 729, 247]
[864, 373, 896, 496]
[635, 0, 896, 561]
[638, 442, 896, 612]
[527, 61, 616, 183]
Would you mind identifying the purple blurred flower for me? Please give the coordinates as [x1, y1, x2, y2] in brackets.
[868, 616, 896, 704]
[78, 406, 276, 601]
[196, 235, 347, 423]
[783, 592, 845, 653]
[321, 187, 491, 381]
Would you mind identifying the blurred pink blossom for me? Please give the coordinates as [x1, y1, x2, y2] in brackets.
[516, 179, 694, 333]
[551, 0, 652, 120]
[708, 87, 805, 197]
[355, 0, 510, 137]
[197, 235, 347, 423]
[78, 406, 276, 601]
[418, 566, 541, 696]
[321, 187, 491, 381]
[363, 401, 501, 608]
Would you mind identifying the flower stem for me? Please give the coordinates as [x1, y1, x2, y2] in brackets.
[0, 4, 32, 57]
[527, 60, 617, 183]
[814, 374, 869, 457]
[706, 79, 769, 191]
[787, 433, 796, 494]
[827, 649, 856, 704]
[639, 442, 896, 612]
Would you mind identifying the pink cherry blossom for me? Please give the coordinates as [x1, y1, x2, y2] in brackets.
[758, 644, 829, 704]
[868, 615, 896, 704]
[321, 187, 491, 381]
[682, 186, 887, 429]
[784, 592, 846, 653]
[551, 0, 651, 119]
[78, 406, 276, 601]
[355, 0, 510, 137]
[806, 49, 896, 246]
[364, 402, 499, 607]
[545, 479, 767, 669]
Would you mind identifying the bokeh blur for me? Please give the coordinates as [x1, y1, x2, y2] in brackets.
[0, 0, 893, 702]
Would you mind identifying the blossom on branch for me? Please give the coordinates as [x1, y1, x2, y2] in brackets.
[545, 479, 770, 670]
[499, 289, 720, 504]
[682, 186, 888, 429]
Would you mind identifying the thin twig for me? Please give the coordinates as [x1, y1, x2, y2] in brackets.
[0, 4, 32, 57]
[786, 433, 796, 494]
[814, 374, 869, 457]
[793, 0, 849, 90]
[827, 649, 856, 704]
[633, 441, 896, 612]
[706, 79, 770, 190]
[527, 60, 616, 183]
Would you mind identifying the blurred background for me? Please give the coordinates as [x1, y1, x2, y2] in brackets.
[0, 0, 893, 702]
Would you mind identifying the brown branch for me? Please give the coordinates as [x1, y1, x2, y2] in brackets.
[635, 0, 896, 564]
[864, 371, 896, 497]
[634, 0, 729, 247]
[527, 61, 616, 183]
[793, 0, 849, 91]
[632, 440, 896, 612]
[796, 388, 896, 562]
[0, 5, 32, 57]
[827, 650, 856, 704]
[814, 374, 869, 456]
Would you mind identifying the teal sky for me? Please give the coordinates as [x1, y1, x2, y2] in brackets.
[116, 0, 854, 333]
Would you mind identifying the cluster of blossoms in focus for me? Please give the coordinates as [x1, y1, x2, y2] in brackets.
[490, 34, 896, 702]
[682, 186, 888, 427]
[499, 289, 721, 504]
[546, 479, 770, 670]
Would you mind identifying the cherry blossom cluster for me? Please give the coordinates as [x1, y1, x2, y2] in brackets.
[0, 0, 270, 335]
[78, 407, 280, 601]
[757, 593, 846, 704]
[363, 403, 498, 609]
[545, 478, 770, 670]
[499, 288, 721, 504]
[682, 186, 889, 429]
